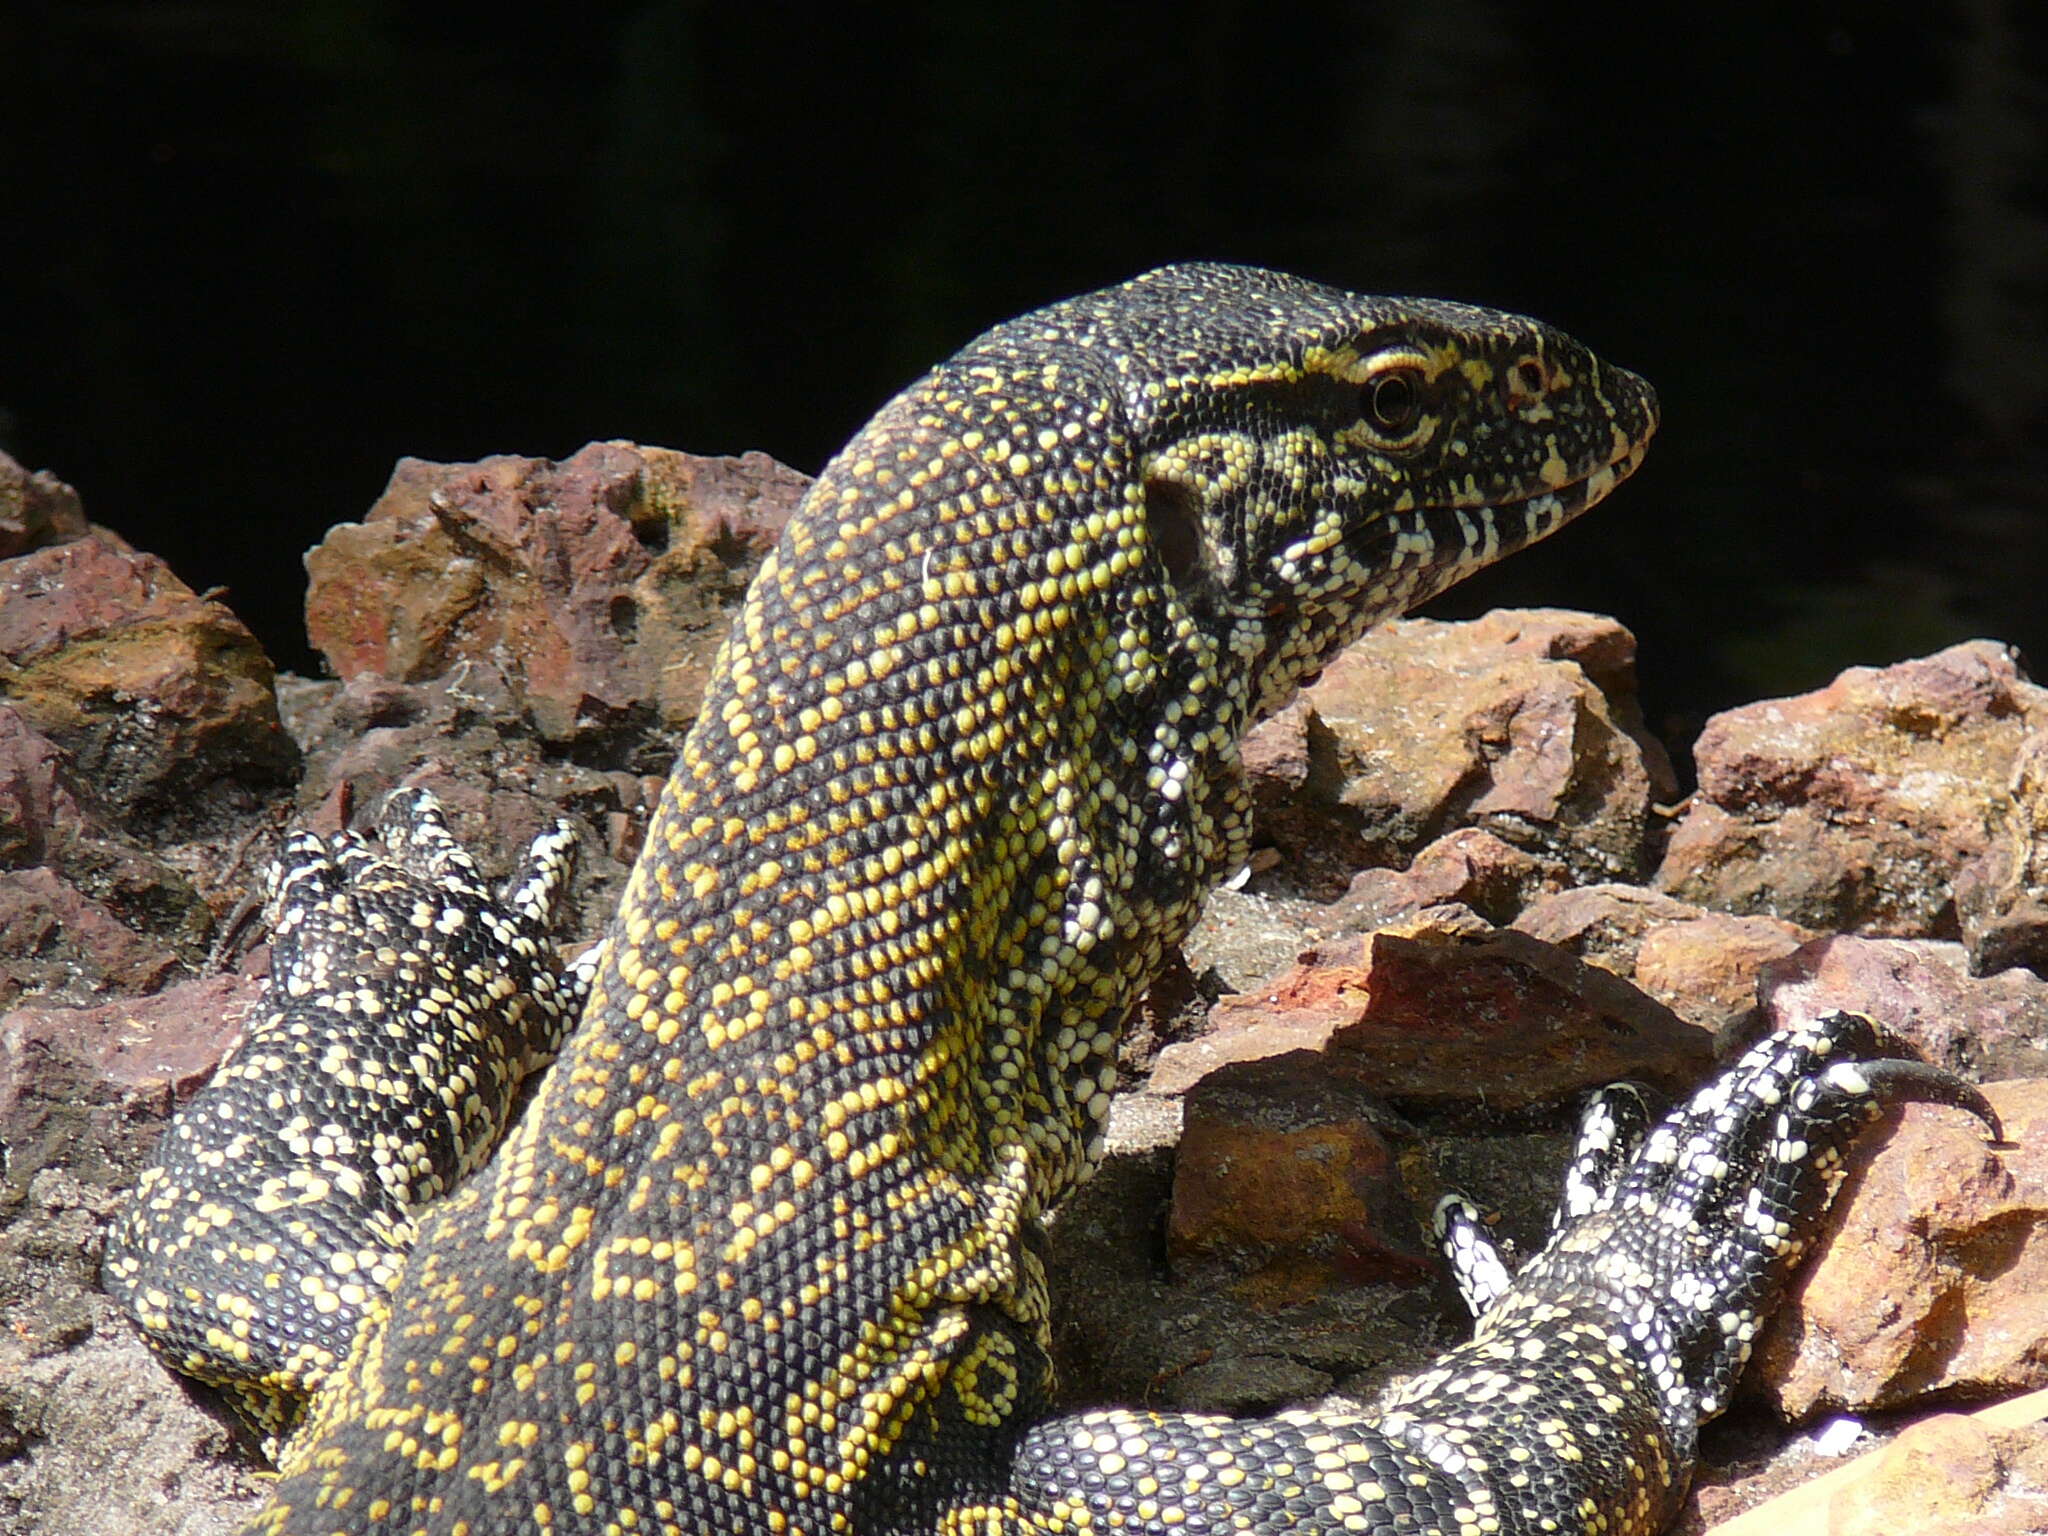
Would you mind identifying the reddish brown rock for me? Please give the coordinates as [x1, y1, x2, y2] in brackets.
[1516, 885, 1813, 1044]
[0, 451, 88, 559]
[275, 667, 649, 942]
[0, 697, 227, 1010]
[1239, 694, 1314, 799]
[1152, 918, 1712, 1110]
[1693, 1399, 2048, 1536]
[1333, 828, 1562, 931]
[0, 701, 80, 867]
[1513, 882, 1708, 973]
[1243, 609, 1677, 893]
[1167, 1055, 1430, 1301]
[0, 972, 257, 1189]
[1047, 1093, 1437, 1420]
[304, 443, 808, 745]
[1822, 1411, 2048, 1536]
[1956, 728, 2048, 976]
[0, 530, 296, 818]
[0, 473, 290, 1012]
[1753, 1079, 2048, 1420]
[1760, 934, 2048, 1083]
[1658, 641, 2048, 938]
[0, 867, 191, 1011]
[1513, 885, 1817, 1045]
[1630, 911, 1815, 1044]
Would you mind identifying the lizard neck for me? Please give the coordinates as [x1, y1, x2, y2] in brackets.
[587, 373, 1248, 1221]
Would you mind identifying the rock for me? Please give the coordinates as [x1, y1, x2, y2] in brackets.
[0, 450, 88, 559]
[1333, 827, 1562, 931]
[0, 868, 190, 1012]
[1760, 934, 2048, 1083]
[0, 703, 80, 868]
[1823, 1411, 2048, 1536]
[1151, 917, 1713, 1110]
[0, 530, 297, 823]
[0, 1170, 265, 1535]
[1512, 882, 1708, 972]
[1046, 1088, 1441, 1420]
[1166, 1053, 1431, 1300]
[1179, 883, 1335, 995]
[1137, 909, 1731, 1364]
[1515, 884, 1815, 1044]
[0, 974, 258, 1193]
[0, 699, 223, 1012]
[1956, 729, 2048, 976]
[1683, 1397, 2048, 1534]
[1630, 911, 1815, 1045]
[304, 444, 808, 748]
[277, 667, 654, 940]
[1658, 641, 2048, 938]
[1240, 694, 1314, 800]
[1754, 1079, 2048, 1419]
[1243, 610, 1676, 895]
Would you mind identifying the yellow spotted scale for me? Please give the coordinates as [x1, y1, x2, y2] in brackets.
[104, 265, 1996, 1536]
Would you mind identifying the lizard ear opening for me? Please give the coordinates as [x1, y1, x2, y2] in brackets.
[1144, 474, 1209, 594]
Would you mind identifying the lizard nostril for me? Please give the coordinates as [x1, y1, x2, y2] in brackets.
[1507, 357, 1549, 405]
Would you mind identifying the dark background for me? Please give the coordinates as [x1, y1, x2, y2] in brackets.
[5, 1, 2045, 754]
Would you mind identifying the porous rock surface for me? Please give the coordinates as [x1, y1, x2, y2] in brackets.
[1815, 1409, 2048, 1536]
[303, 443, 806, 748]
[1657, 640, 2048, 941]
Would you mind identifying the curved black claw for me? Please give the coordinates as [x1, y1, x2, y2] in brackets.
[1833, 1053, 2005, 1144]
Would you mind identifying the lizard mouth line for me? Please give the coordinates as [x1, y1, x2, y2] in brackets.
[1373, 435, 1654, 590]
[1494, 437, 1652, 540]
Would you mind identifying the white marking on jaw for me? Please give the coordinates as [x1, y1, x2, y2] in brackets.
[1394, 524, 1434, 561]
[1520, 493, 1562, 538]
[1476, 506, 1500, 563]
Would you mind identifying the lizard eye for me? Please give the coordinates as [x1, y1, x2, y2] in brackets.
[1362, 367, 1426, 440]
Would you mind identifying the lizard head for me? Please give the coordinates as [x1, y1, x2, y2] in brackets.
[1103, 263, 1659, 720]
